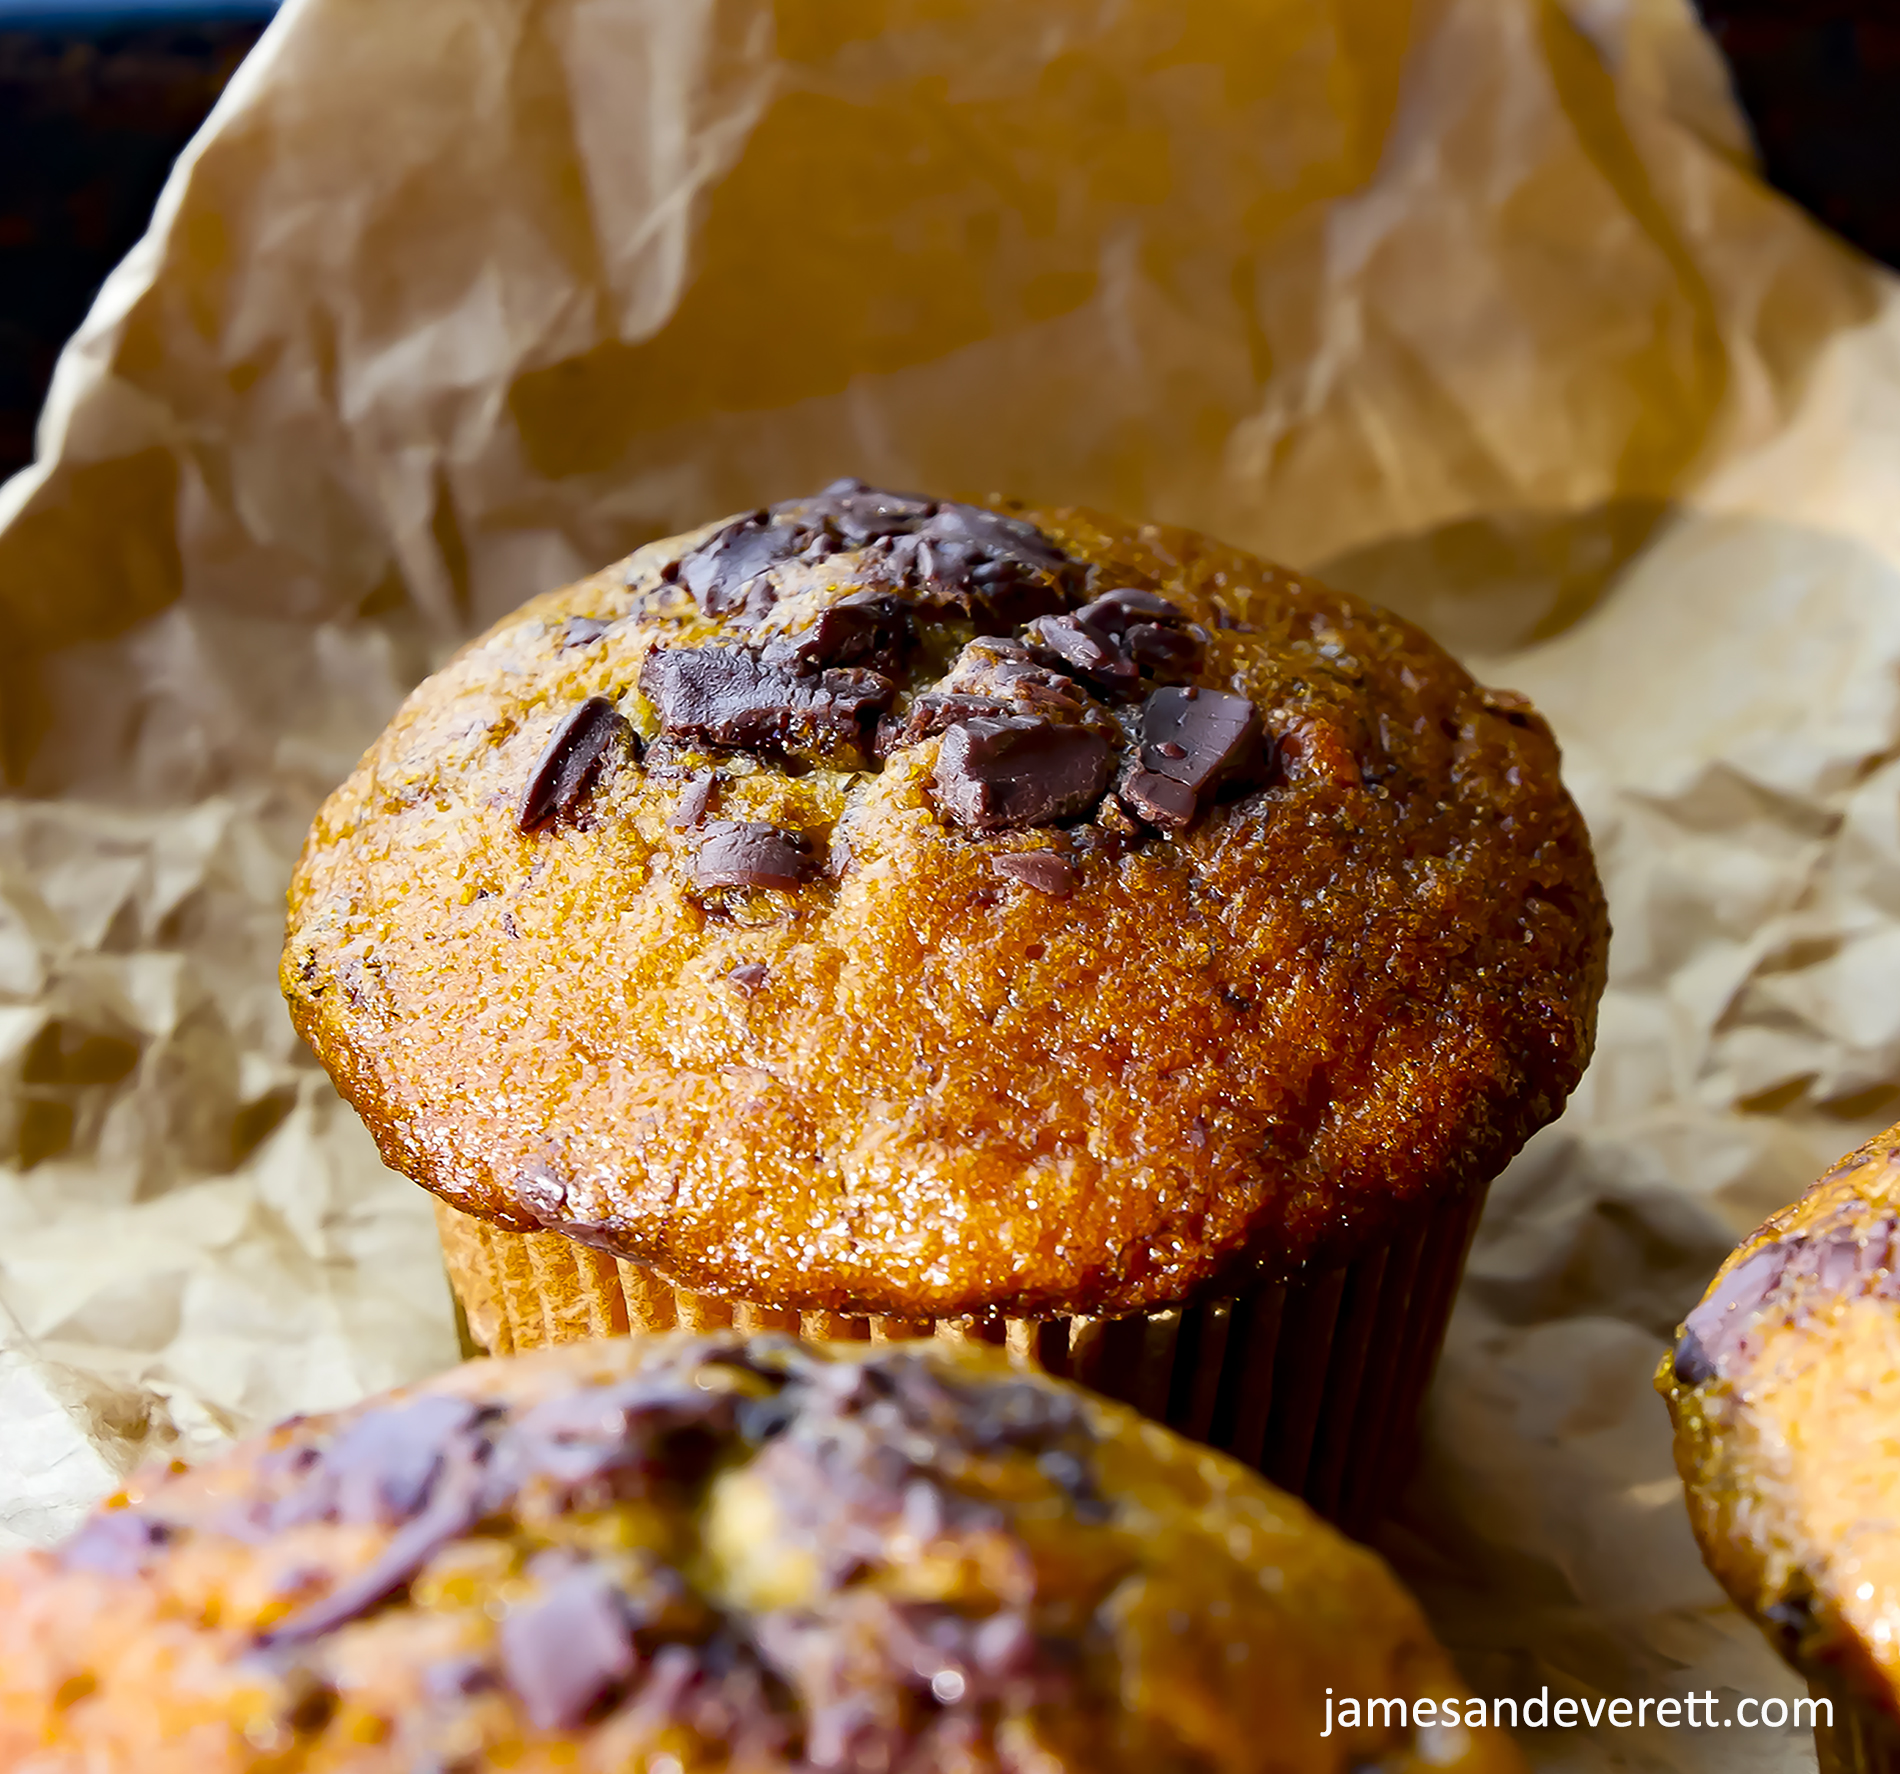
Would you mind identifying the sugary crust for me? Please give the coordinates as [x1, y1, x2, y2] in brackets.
[0, 1335, 1521, 1774]
[283, 499, 1606, 1318]
[1659, 1126, 1900, 1723]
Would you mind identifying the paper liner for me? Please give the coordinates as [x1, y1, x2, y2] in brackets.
[1811, 1684, 1900, 1774]
[434, 1186, 1484, 1534]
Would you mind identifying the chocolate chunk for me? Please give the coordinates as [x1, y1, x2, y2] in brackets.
[1073, 588, 1184, 632]
[1124, 621, 1203, 676]
[728, 963, 770, 992]
[669, 483, 1079, 635]
[807, 486, 1076, 625]
[1117, 686, 1260, 830]
[500, 1559, 638, 1731]
[61, 1509, 172, 1578]
[560, 616, 610, 649]
[1033, 590, 1205, 688]
[1023, 612, 1140, 694]
[763, 592, 912, 676]
[882, 516, 1074, 626]
[876, 693, 1010, 756]
[425, 1657, 497, 1702]
[932, 718, 1111, 832]
[260, 1395, 490, 1535]
[795, 479, 938, 543]
[261, 1430, 501, 1646]
[940, 637, 1089, 719]
[1673, 1242, 1795, 1385]
[990, 852, 1078, 896]
[517, 697, 634, 834]
[1119, 770, 1198, 827]
[320, 1396, 489, 1528]
[694, 822, 817, 890]
[640, 645, 894, 762]
[676, 513, 808, 618]
[671, 771, 718, 830]
[1796, 1215, 1899, 1293]
[507, 1373, 743, 1494]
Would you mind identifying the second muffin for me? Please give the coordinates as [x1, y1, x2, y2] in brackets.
[284, 480, 1607, 1524]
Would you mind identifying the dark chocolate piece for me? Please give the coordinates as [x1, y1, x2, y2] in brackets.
[671, 772, 718, 830]
[60, 1509, 173, 1578]
[932, 718, 1111, 833]
[560, 616, 610, 649]
[260, 1430, 499, 1646]
[320, 1396, 489, 1528]
[728, 963, 770, 992]
[990, 852, 1079, 896]
[763, 592, 912, 676]
[1021, 591, 1204, 694]
[667, 482, 1078, 631]
[1023, 612, 1140, 694]
[500, 1559, 638, 1731]
[1673, 1242, 1796, 1385]
[785, 481, 1076, 625]
[694, 822, 817, 890]
[1798, 1215, 1900, 1294]
[876, 693, 1011, 756]
[941, 637, 1092, 719]
[506, 1372, 743, 1496]
[1117, 686, 1260, 830]
[1123, 621, 1203, 676]
[517, 698, 634, 834]
[1072, 588, 1183, 631]
[425, 1657, 497, 1702]
[260, 1395, 489, 1534]
[794, 479, 938, 543]
[640, 646, 894, 762]
[1087, 589, 1205, 678]
[676, 513, 808, 618]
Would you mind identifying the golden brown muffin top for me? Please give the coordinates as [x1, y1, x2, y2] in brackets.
[1658, 1126, 1900, 1723]
[0, 1334, 1519, 1774]
[283, 483, 1606, 1318]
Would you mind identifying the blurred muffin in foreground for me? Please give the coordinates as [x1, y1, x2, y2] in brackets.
[1660, 1125, 1900, 1774]
[284, 479, 1607, 1522]
[0, 1333, 1519, 1773]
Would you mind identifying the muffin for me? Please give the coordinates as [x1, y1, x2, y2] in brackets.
[1658, 1125, 1900, 1773]
[0, 1332, 1523, 1773]
[283, 479, 1607, 1526]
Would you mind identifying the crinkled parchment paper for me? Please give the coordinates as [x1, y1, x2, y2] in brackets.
[3, 0, 1895, 1765]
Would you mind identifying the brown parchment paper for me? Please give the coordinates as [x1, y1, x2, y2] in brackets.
[1, 0, 1893, 1765]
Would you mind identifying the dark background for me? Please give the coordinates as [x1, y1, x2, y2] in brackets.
[0, 2, 1894, 481]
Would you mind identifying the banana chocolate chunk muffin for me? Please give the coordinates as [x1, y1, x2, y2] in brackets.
[0, 1335, 1522, 1773]
[283, 481, 1606, 1518]
[1661, 1126, 1900, 1773]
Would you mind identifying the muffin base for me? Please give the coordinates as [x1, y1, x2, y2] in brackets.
[434, 1185, 1484, 1536]
[1812, 1683, 1900, 1774]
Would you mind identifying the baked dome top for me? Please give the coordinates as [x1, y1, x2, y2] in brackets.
[0, 1335, 1520, 1774]
[1660, 1127, 1900, 1721]
[284, 483, 1607, 1318]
